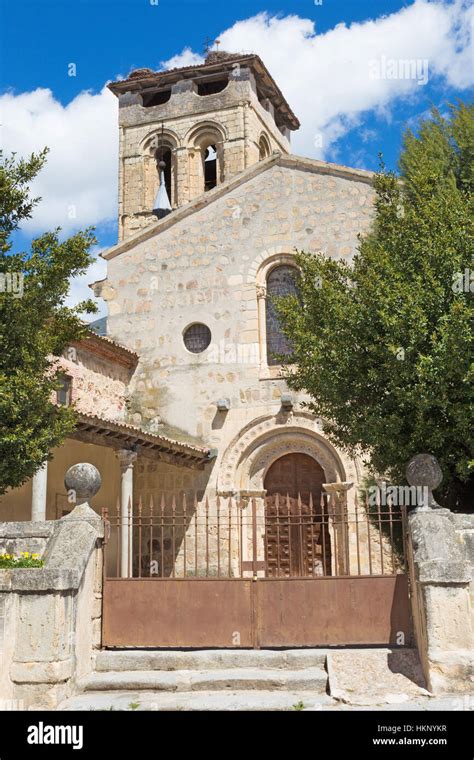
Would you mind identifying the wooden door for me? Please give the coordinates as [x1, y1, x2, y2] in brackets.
[263, 453, 330, 577]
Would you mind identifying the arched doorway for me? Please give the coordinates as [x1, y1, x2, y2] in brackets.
[263, 453, 331, 577]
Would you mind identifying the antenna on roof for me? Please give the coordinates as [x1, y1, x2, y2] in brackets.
[203, 36, 214, 55]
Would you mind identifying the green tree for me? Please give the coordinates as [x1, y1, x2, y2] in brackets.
[0, 149, 97, 494]
[276, 103, 474, 510]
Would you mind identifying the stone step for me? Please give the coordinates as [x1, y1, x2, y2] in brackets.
[95, 648, 327, 672]
[59, 690, 333, 711]
[79, 666, 328, 693]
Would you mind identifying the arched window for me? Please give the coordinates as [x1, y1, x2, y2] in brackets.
[186, 122, 225, 198]
[265, 265, 298, 365]
[156, 146, 173, 204]
[141, 131, 179, 210]
[203, 144, 217, 191]
[259, 133, 271, 160]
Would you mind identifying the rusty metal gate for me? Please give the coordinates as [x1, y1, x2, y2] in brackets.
[101, 493, 411, 648]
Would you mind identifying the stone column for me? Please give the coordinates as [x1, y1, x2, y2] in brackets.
[116, 450, 137, 578]
[405, 454, 473, 693]
[31, 461, 48, 521]
[256, 285, 268, 373]
[323, 482, 353, 575]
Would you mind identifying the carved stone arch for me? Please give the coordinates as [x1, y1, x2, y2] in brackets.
[217, 413, 351, 496]
[185, 120, 227, 148]
[140, 128, 181, 156]
[255, 251, 298, 287]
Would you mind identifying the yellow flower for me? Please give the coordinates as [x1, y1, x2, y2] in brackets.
[32, 554, 39, 560]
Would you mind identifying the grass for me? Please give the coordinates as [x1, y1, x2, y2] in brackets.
[292, 701, 305, 711]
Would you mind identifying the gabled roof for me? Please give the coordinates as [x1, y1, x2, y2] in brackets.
[101, 153, 374, 262]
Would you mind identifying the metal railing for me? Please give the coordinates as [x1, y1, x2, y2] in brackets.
[102, 491, 407, 580]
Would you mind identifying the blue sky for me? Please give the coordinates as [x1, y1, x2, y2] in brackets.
[1, 0, 472, 315]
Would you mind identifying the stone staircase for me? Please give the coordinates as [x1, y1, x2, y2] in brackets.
[58, 649, 331, 711]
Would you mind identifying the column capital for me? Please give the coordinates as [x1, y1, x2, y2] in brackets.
[116, 449, 138, 471]
[323, 481, 354, 494]
[256, 285, 267, 300]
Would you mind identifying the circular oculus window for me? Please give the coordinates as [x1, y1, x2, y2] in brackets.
[183, 323, 212, 354]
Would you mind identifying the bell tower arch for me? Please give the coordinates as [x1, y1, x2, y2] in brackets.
[108, 51, 300, 240]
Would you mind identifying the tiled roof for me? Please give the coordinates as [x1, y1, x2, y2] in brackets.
[73, 412, 213, 469]
[108, 53, 300, 130]
[74, 326, 139, 368]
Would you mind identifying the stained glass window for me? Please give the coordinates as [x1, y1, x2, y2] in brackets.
[266, 266, 298, 365]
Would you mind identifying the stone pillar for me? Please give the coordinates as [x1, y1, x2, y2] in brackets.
[256, 285, 268, 373]
[240, 490, 267, 578]
[405, 455, 473, 694]
[31, 461, 48, 521]
[116, 450, 137, 578]
[3, 464, 104, 709]
[323, 482, 353, 575]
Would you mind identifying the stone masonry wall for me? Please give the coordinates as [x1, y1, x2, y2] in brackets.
[56, 344, 131, 423]
[101, 160, 374, 501]
[118, 74, 291, 239]
[0, 505, 104, 709]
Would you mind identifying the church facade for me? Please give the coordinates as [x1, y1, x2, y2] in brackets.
[1, 51, 375, 535]
[94, 51, 375, 511]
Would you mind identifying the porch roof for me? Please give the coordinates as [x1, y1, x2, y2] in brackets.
[71, 413, 213, 470]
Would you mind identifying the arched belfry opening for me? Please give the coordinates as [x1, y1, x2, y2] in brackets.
[156, 146, 173, 204]
[259, 133, 271, 160]
[204, 145, 217, 191]
[110, 52, 300, 239]
[187, 123, 225, 197]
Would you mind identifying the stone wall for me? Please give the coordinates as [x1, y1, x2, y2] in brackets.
[56, 343, 132, 423]
[0, 504, 104, 709]
[407, 508, 473, 694]
[99, 157, 374, 501]
[118, 71, 291, 239]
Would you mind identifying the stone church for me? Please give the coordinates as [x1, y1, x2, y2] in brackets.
[2, 51, 472, 700]
[97, 49, 374, 502]
[1, 50, 375, 550]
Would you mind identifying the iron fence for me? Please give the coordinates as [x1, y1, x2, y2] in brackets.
[102, 491, 407, 580]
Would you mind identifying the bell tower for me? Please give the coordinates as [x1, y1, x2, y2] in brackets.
[108, 51, 300, 240]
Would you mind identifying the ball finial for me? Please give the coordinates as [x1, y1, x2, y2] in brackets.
[64, 463, 101, 504]
[406, 454, 443, 509]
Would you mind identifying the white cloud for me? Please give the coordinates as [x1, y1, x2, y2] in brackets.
[0, 86, 118, 235]
[163, 47, 203, 70]
[64, 246, 107, 320]
[1, 0, 471, 242]
[166, 0, 473, 158]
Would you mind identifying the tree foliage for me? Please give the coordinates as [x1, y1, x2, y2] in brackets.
[0, 150, 97, 494]
[277, 103, 474, 509]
